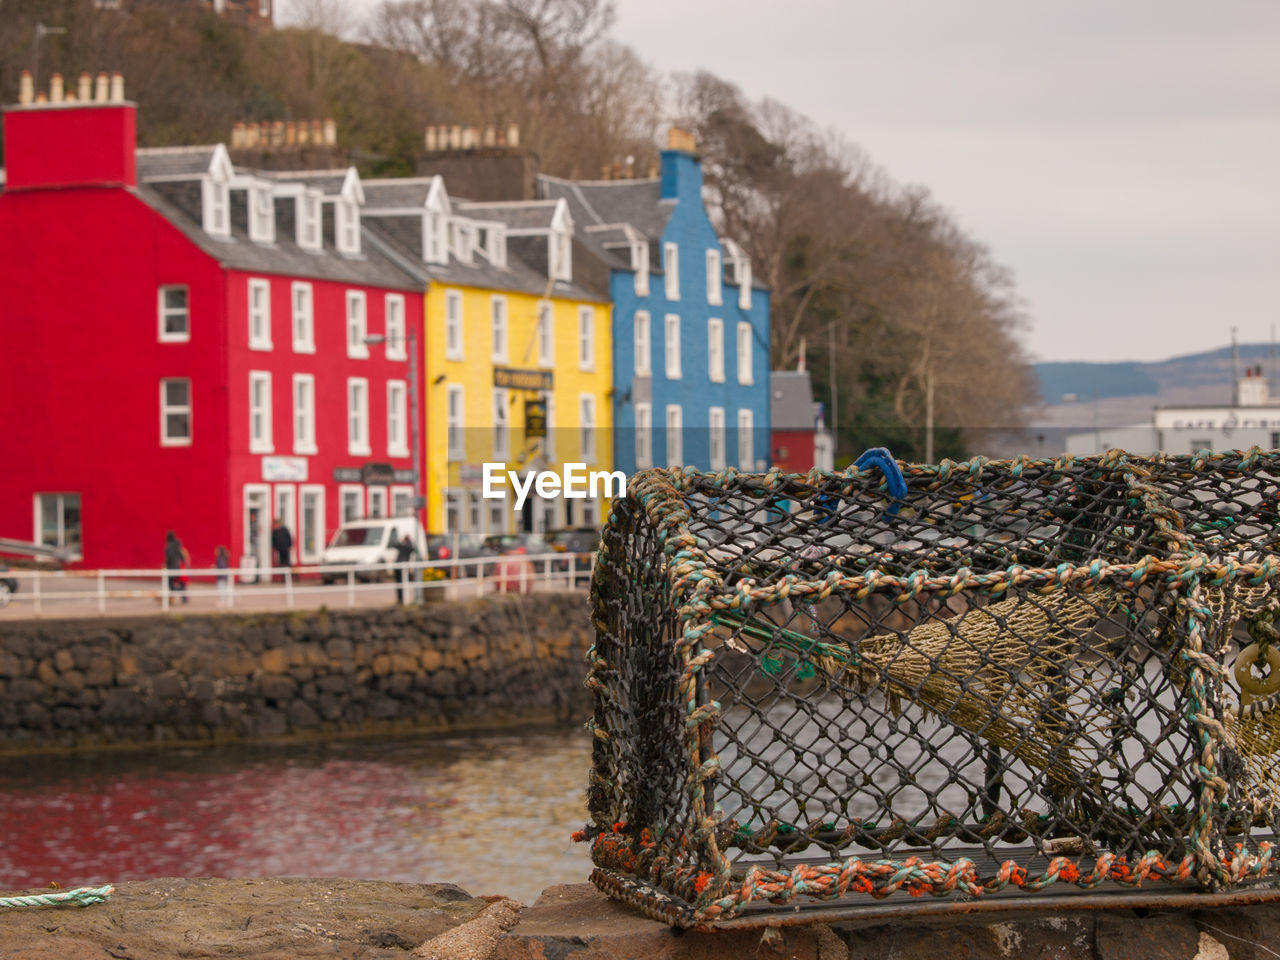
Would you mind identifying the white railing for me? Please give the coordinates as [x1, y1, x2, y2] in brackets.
[0, 551, 596, 618]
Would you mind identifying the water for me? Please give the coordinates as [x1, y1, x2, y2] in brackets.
[0, 727, 593, 904]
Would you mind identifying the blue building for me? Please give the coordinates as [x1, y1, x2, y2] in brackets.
[538, 129, 771, 476]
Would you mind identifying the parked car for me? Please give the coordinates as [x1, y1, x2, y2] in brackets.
[321, 517, 427, 583]
[0, 565, 17, 607]
[425, 533, 492, 578]
[543, 528, 599, 581]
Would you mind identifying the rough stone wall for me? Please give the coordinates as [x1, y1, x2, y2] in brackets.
[0, 594, 592, 751]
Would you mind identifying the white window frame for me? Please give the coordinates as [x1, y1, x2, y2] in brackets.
[385, 294, 407, 359]
[537, 301, 554, 368]
[739, 261, 753, 310]
[249, 184, 275, 244]
[298, 485, 325, 563]
[339, 484, 364, 523]
[633, 242, 649, 297]
[493, 388, 510, 460]
[296, 192, 322, 252]
[347, 377, 371, 456]
[291, 281, 314, 353]
[738, 409, 755, 470]
[709, 406, 726, 470]
[292, 373, 316, 454]
[158, 285, 190, 343]
[491, 295, 508, 363]
[248, 278, 272, 350]
[346, 291, 368, 359]
[444, 489, 463, 532]
[666, 404, 683, 468]
[664, 242, 679, 300]
[445, 290, 463, 361]
[202, 176, 229, 238]
[34, 493, 82, 561]
[708, 318, 725, 383]
[447, 384, 465, 461]
[336, 200, 360, 255]
[387, 379, 409, 457]
[160, 378, 193, 447]
[249, 370, 273, 453]
[580, 394, 597, 464]
[737, 321, 754, 385]
[551, 229, 572, 281]
[635, 402, 652, 469]
[368, 486, 388, 519]
[467, 491, 482, 532]
[665, 313, 681, 379]
[273, 485, 296, 563]
[578, 305, 595, 371]
[706, 248, 722, 305]
[391, 484, 414, 518]
[634, 310, 651, 377]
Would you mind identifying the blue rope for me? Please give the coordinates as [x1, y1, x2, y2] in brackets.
[854, 447, 907, 516]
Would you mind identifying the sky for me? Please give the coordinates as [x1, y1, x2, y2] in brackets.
[279, 0, 1279, 365]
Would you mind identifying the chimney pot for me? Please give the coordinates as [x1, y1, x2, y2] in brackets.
[35, 91, 48, 104]
[323, 118, 336, 145]
[95, 73, 109, 103]
[231, 122, 245, 148]
[110, 72, 124, 102]
[297, 121, 310, 145]
[449, 124, 462, 149]
[78, 72, 91, 101]
[483, 124, 496, 147]
[271, 120, 284, 147]
[63, 90, 77, 103]
[285, 120, 297, 146]
[601, 164, 611, 180]
[506, 122, 519, 148]
[425, 126, 437, 151]
[19, 70, 34, 105]
[50, 73, 64, 104]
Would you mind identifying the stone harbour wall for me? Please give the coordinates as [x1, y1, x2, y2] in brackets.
[0, 594, 593, 751]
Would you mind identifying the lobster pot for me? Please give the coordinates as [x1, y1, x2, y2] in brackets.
[585, 451, 1280, 927]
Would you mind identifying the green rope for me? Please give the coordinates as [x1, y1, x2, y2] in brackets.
[0, 885, 114, 909]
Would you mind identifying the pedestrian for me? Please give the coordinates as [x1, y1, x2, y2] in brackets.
[394, 533, 418, 604]
[215, 545, 231, 607]
[271, 518, 293, 582]
[164, 530, 190, 605]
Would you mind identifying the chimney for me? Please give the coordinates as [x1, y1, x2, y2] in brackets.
[49, 73, 64, 104]
[322, 118, 336, 145]
[506, 122, 519, 148]
[78, 73, 91, 102]
[110, 72, 124, 102]
[482, 124, 496, 147]
[19, 70, 34, 105]
[449, 124, 461, 149]
[94, 73, 109, 103]
[660, 127, 704, 200]
[666, 126, 696, 153]
[297, 120, 310, 145]
[231, 122, 245, 148]
[271, 120, 284, 147]
[311, 119, 323, 144]
[285, 120, 297, 145]
[425, 125, 437, 151]
[462, 125, 477, 149]
[624, 154, 635, 179]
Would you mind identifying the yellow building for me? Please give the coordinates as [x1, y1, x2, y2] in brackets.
[363, 178, 613, 534]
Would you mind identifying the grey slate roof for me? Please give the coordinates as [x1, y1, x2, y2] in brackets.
[361, 179, 431, 210]
[771, 370, 820, 431]
[457, 200, 558, 231]
[536, 174, 672, 241]
[135, 146, 217, 179]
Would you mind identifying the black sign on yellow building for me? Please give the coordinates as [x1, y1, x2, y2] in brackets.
[493, 367, 554, 391]
[525, 399, 547, 439]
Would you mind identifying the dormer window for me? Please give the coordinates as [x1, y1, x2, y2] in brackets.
[202, 177, 230, 238]
[249, 184, 275, 244]
[335, 200, 360, 255]
[424, 211, 448, 264]
[738, 260, 752, 310]
[296, 192, 321, 251]
[449, 220, 475, 264]
[633, 242, 649, 296]
[477, 224, 507, 268]
[550, 229, 572, 282]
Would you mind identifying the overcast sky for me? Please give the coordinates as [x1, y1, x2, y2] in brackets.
[281, 0, 1278, 365]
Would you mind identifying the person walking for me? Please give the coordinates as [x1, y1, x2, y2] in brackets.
[270, 518, 293, 583]
[215, 545, 231, 607]
[394, 533, 418, 605]
[164, 530, 190, 605]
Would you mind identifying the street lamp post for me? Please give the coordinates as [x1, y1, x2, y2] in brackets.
[364, 330, 424, 533]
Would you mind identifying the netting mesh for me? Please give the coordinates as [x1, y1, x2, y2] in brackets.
[583, 449, 1280, 926]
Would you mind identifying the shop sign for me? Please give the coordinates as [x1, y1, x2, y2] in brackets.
[525, 399, 547, 438]
[494, 367, 553, 391]
[263, 456, 308, 482]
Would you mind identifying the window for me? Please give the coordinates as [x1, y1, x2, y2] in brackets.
[445, 490, 462, 532]
[635, 403, 652, 469]
[708, 318, 725, 382]
[336, 200, 360, 255]
[445, 290, 463, 361]
[665, 314, 681, 379]
[292, 374, 316, 454]
[666, 404, 683, 467]
[738, 260, 753, 310]
[709, 407, 726, 470]
[202, 177, 229, 237]
[447, 385, 465, 460]
[737, 322, 754, 385]
[249, 185, 274, 244]
[368, 487, 387, 519]
[537, 302, 554, 367]
[580, 394, 597, 463]
[634, 310, 651, 377]
[299, 486, 325, 563]
[738, 409, 754, 470]
[450, 220, 475, 264]
[346, 291, 368, 358]
[248, 278, 271, 350]
[551, 229, 572, 281]
[633, 242, 649, 297]
[297, 193, 321, 251]
[35, 493, 81, 559]
[578, 306, 595, 371]
[1191, 439, 1211, 454]
[340, 484, 363, 523]
[291, 282, 314, 353]
[488, 499, 508, 534]
[664, 242, 679, 300]
[347, 377, 370, 455]
[467, 491, 482, 532]
[160, 378, 192, 446]
[581, 497, 599, 528]
[1272, 432, 1280, 450]
[391, 485, 414, 518]
[706, 249, 722, 305]
[249, 371, 272, 453]
[158, 285, 189, 342]
[491, 296, 508, 362]
[385, 294, 407, 359]
[425, 210, 448, 264]
[493, 389, 510, 459]
[387, 380, 408, 456]
[259, 0, 271, 17]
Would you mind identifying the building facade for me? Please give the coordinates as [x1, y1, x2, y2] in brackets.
[0, 79, 423, 570]
[538, 130, 771, 476]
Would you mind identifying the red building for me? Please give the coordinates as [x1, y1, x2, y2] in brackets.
[0, 77, 423, 572]
[770, 370, 834, 473]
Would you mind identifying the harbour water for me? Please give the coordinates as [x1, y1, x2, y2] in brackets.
[0, 726, 592, 905]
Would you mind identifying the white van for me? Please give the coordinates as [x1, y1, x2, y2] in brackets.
[320, 517, 427, 583]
